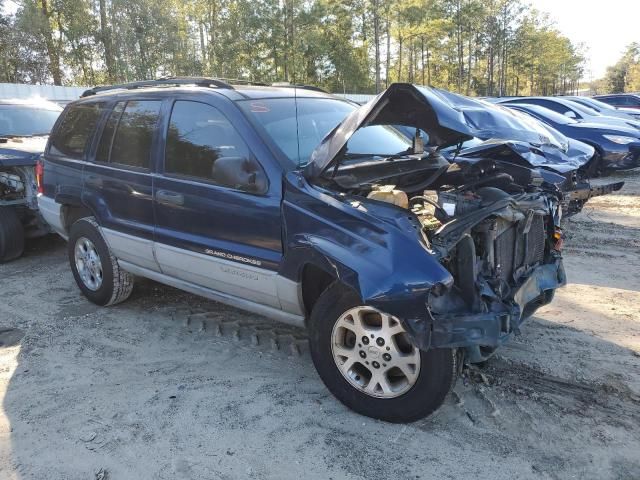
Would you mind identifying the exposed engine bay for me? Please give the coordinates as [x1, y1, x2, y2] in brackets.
[362, 162, 562, 291]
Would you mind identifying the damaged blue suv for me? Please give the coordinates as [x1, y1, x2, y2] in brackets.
[39, 78, 566, 422]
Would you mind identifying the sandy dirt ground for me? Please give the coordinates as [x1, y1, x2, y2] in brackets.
[0, 170, 639, 480]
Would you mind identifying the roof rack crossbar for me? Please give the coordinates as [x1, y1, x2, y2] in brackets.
[80, 76, 235, 97]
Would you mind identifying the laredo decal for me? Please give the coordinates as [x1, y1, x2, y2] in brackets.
[219, 265, 260, 281]
[204, 249, 263, 267]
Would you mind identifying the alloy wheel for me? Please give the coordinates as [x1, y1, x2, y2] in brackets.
[331, 306, 421, 399]
[74, 237, 103, 291]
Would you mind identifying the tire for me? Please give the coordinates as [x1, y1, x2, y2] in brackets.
[581, 145, 603, 178]
[68, 217, 134, 306]
[308, 283, 456, 423]
[0, 207, 25, 263]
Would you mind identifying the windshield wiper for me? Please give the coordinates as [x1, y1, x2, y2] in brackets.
[343, 149, 415, 162]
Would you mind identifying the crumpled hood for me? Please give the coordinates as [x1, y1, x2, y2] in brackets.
[0, 136, 48, 167]
[305, 83, 563, 179]
[455, 138, 594, 174]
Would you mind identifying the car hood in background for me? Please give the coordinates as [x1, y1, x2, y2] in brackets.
[305, 83, 563, 179]
[580, 115, 640, 131]
[0, 136, 48, 167]
[617, 107, 640, 117]
[569, 121, 640, 137]
[454, 138, 594, 174]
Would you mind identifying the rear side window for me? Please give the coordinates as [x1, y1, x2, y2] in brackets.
[617, 96, 640, 107]
[49, 102, 104, 158]
[95, 102, 125, 163]
[96, 100, 161, 169]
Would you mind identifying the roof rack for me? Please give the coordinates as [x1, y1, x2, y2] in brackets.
[80, 76, 262, 97]
[217, 78, 269, 87]
[271, 82, 329, 93]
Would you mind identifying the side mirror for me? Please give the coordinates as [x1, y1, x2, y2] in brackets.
[564, 111, 577, 119]
[211, 156, 268, 193]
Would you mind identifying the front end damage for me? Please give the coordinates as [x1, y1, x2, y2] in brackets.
[412, 186, 566, 362]
[0, 136, 50, 237]
[298, 83, 582, 363]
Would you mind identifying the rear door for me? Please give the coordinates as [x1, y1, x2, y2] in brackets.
[82, 99, 163, 271]
[153, 96, 283, 308]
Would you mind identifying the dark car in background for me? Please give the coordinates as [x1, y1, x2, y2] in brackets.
[594, 93, 640, 110]
[39, 78, 572, 422]
[409, 89, 616, 215]
[0, 98, 62, 261]
[503, 103, 640, 172]
[564, 95, 640, 121]
[496, 96, 640, 131]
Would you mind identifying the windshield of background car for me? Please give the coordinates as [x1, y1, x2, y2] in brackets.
[509, 105, 578, 126]
[238, 97, 412, 167]
[582, 97, 618, 111]
[0, 105, 62, 136]
[566, 100, 601, 117]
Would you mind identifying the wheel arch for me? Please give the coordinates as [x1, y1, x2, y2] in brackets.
[299, 263, 339, 317]
[59, 201, 97, 236]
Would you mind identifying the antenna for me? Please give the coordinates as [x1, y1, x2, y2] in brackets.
[291, 0, 301, 165]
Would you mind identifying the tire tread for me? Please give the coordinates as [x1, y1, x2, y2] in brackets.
[0, 207, 25, 263]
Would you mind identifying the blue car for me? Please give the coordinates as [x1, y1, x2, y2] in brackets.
[503, 103, 640, 172]
[39, 79, 568, 422]
[392, 91, 621, 215]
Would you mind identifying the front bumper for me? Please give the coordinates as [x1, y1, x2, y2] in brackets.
[602, 144, 640, 171]
[405, 260, 566, 355]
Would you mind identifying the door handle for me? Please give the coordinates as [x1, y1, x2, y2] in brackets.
[156, 189, 184, 206]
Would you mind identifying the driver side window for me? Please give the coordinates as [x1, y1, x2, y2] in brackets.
[165, 101, 266, 193]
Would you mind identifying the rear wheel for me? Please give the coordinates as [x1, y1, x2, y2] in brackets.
[68, 217, 134, 306]
[308, 283, 456, 423]
[0, 207, 25, 263]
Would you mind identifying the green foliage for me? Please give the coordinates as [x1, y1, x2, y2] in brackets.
[601, 43, 640, 94]
[2, 0, 585, 95]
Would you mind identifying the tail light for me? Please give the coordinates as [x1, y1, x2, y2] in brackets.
[35, 158, 44, 195]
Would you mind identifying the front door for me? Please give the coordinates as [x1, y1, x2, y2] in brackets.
[153, 98, 283, 308]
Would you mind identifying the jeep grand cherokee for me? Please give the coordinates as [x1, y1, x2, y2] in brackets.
[39, 78, 568, 422]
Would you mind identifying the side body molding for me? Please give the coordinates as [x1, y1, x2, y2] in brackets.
[100, 227, 305, 324]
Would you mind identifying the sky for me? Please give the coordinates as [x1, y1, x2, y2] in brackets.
[530, 0, 640, 80]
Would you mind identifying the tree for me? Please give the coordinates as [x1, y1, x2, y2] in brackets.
[3, 0, 586, 95]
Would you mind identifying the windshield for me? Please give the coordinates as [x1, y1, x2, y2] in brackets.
[565, 100, 601, 117]
[0, 105, 62, 136]
[508, 104, 578, 126]
[238, 97, 411, 166]
[578, 97, 616, 112]
[571, 98, 601, 112]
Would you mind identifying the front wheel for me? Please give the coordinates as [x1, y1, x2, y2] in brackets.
[308, 283, 456, 423]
